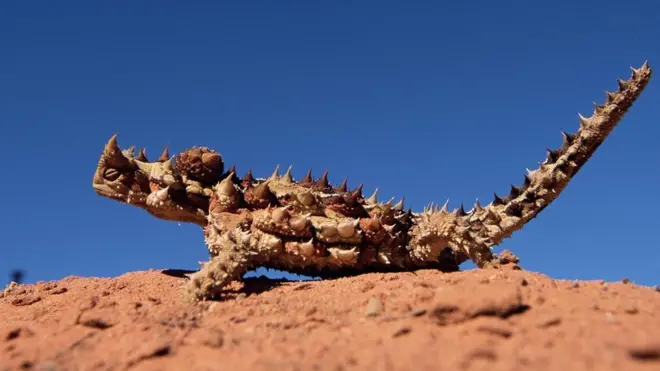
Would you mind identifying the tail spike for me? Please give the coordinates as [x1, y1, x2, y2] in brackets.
[593, 102, 605, 115]
[617, 78, 630, 91]
[605, 90, 617, 104]
[546, 148, 560, 163]
[578, 113, 590, 127]
[561, 130, 576, 148]
[509, 184, 523, 198]
[492, 192, 505, 206]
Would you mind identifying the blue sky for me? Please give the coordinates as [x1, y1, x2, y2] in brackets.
[1, 0, 658, 287]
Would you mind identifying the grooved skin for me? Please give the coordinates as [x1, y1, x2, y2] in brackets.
[91, 62, 652, 301]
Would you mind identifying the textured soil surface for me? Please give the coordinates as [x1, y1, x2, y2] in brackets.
[2, 257, 659, 371]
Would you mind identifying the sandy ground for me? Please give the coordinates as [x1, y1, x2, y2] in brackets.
[2, 256, 659, 371]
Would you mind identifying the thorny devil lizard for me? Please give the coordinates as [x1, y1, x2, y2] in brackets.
[93, 62, 652, 301]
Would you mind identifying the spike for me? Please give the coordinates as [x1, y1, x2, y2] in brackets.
[578, 113, 589, 126]
[242, 169, 254, 185]
[123, 146, 136, 158]
[136, 148, 148, 162]
[283, 165, 294, 183]
[272, 206, 291, 223]
[104, 134, 120, 154]
[337, 177, 348, 192]
[300, 169, 313, 186]
[523, 174, 532, 187]
[254, 180, 274, 200]
[337, 220, 357, 238]
[157, 145, 169, 162]
[155, 187, 169, 201]
[351, 184, 363, 199]
[366, 188, 378, 204]
[509, 184, 524, 198]
[456, 203, 466, 217]
[546, 148, 560, 163]
[269, 165, 281, 180]
[617, 78, 630, 91]
[492, 192, 505, 206]
[561, 130, 576, 148]
[217, 176, 237, 196]
[440, 199, 449, 213]
[317, 170, 330, 188]
[473, 199, 483, 213]
[226, 164, 240, 183]
[593, 102, 605, 115]
[605, 91, 617, 104]
[393, 197, 405, 211]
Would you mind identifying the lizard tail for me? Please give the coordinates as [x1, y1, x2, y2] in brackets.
[410, 61, 652, 267]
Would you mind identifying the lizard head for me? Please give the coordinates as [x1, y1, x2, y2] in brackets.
[92, 134, 224, 226]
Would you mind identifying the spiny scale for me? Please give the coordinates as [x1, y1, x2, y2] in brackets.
[91, 61, 652, 301]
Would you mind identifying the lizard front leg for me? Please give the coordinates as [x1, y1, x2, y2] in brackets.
[184, 218, 283, 301]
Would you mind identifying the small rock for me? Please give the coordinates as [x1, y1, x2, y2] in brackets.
[81, 318, 113, 330]
[537, 316, 562, 328]
[50, 287, 68, 295]
[365, 297, 384, 317]
[476, 322, 513, 338]
[11, 296, 41, 307]
[624, 305, 639, 315]
[360, 282, 375, 292]
[392, 326, 411, 337]
[629, 342, 660, 361]
[429, 284, 529, 325]
[409, 308, 427, 317]
[6, 327, 34, 341]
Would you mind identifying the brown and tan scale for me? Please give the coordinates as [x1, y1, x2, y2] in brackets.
[91, 62, 653, 301]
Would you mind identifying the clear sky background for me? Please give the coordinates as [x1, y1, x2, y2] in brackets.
[1, 0, 658, 287]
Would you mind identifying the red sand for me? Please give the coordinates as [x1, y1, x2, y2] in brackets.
[2, 259, 659, 370]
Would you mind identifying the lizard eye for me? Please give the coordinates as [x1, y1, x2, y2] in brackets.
[104, 168, 121, 181]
